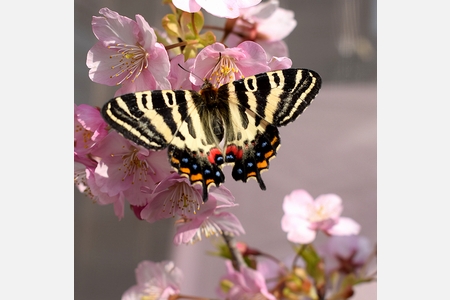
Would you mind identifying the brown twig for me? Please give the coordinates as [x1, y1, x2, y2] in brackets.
[221, 232, 245, 271]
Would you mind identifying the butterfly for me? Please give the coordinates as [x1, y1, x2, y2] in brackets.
[101, 68, 322, 201]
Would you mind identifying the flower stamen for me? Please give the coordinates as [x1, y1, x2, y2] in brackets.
[75, 124, 93, 149]
[162, 182, 202, 217]
[207, 55, 244, 87]
[118, 148, 149, 184]
[108, 43, 149, 85]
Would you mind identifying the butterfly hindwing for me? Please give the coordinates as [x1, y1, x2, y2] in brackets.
[101, 68, 322, 201]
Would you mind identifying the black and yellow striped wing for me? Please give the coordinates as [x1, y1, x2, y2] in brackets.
[101, 68, 321, 201]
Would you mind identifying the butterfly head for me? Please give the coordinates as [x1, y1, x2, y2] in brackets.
[199, 79, 220, 104]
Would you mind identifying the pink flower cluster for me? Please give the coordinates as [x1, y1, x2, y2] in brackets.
[74, 102, 244, 244]
[86, 6, 294, 94]
[76, 5, 297, 245]
[121, 234, 375, 300]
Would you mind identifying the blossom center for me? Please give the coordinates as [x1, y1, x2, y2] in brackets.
[108, 43, 149, 85]
[141, 283, 162, 300]
[75, 124, 93, 149]
[308, 204, 329, 222]
[207, 55, 244, 87]
[119, 148, 148, 184]
[163, 182, 202, 217]
[74, 170, 96, 201]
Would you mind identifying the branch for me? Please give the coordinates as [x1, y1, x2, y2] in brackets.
[221, 232, 245, 271]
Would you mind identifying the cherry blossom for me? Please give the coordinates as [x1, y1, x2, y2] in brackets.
[173, 186, 244, 245]
[75, 162, 126, 219]
[74, 104, 108, 167]
[172, 0, 262, 19]
[191, 41, 271, 87]
[317, 235, 374, 275]
[217, 260, 276, 300]
[122, 260, 183, 300]
[89, 131, 173, 207]
[139, 173, 244, 244]
[281, 189, 361, 244]
[87, 7, 171, 96]
[225, 0, 297, 57]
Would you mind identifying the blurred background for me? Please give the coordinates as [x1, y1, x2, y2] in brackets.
[74, 0, 377, 299]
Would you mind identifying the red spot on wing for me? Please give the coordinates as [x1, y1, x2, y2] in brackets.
[208, 147, 223, 164]
[226, 144, 243, 160]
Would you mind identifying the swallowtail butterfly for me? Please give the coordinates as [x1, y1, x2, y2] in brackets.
[101, 68, 322, 201]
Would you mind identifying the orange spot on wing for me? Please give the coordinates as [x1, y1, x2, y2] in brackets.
[190, 174, 203, 182]
[264, 150, 274, 159]
[257, 161, 268, 169]
[270, 136, 279, 146]
[180, 167, 190, 174]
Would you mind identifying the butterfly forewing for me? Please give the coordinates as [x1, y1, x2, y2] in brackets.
[101, 68, 322, 201]
[225, 69, 321, 126]
[102, 90, 190, 149]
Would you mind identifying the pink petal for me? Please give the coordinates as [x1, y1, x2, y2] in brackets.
[135, 14, 157, 49]
[146, 43, 171, 89]
[113, 194, 125, 220]
[326, 217, 361, 236]
[263, 41, 290, 60]
[282, 189, 314, 218]
[173, 218, 205, 244]
[314, 193, 343, 219]
[208, 186, 236, 208]
[75, 104, 106, 137]
[169, 55, 195, 90]
[256, 7, 297, 41]
[267, 54, 292, 70]
[196, 0, 241, 18]
[281, 216, 316, 244]
[237, 41, 267, 62]
[92, 8, 137, 45]
[172, 0, 201, 13]
[87, 42, 125, 86]
[240, 0, 278, 19]
[114, 70, 158, 95]
[236, 0, 262, 9]
[209, 211, 245, 236]
[194, 0, 262, 18]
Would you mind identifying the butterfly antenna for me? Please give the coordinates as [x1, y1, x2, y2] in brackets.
[200, 52, 224, 85]
[177, 63, 203, 82]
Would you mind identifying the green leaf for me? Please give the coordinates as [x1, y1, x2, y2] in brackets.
[198, 31, 216, 47]
[161, 13, 181, 37]
[180, 11, 204, 36]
